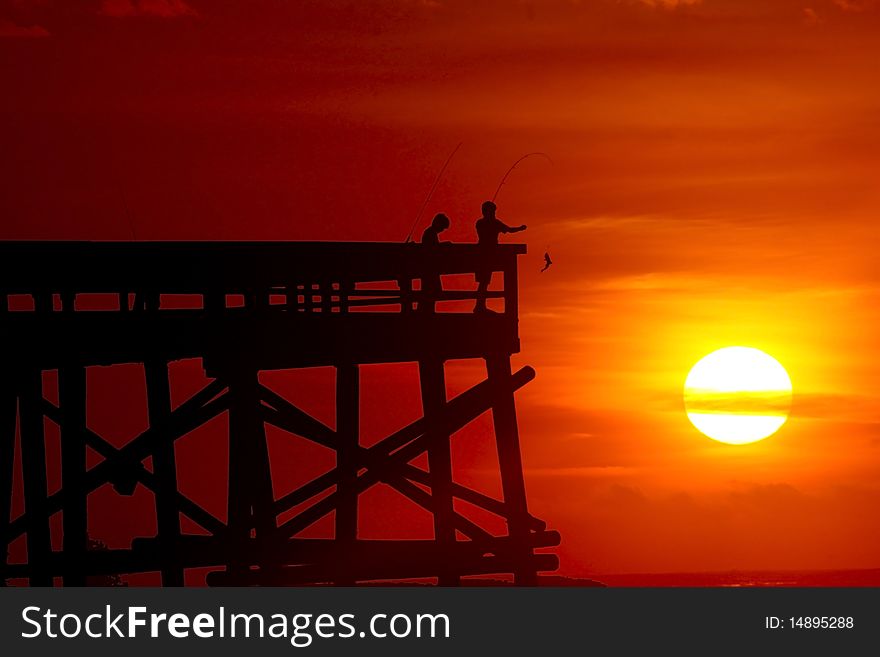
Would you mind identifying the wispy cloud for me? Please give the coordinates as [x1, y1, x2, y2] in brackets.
[833, 0, 878, 10]
[802, 7, 822, 25]
[524, 465, 638, 478]
[684, 390, 792, 415]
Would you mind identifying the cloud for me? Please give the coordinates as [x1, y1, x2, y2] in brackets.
[833, 0, 878, 10]
[524, 465, 638, 478]
[99, 0, 197, 18]
[789, 391, 880, 421]
[802, 7, 822, 24]
[0, 18, 48, 37]
[683, 390, 792, 415]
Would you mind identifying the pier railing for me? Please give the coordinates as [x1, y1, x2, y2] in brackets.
[0, 241, 524, 317]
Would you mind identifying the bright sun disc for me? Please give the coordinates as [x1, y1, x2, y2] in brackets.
[683, 347, 792, 445]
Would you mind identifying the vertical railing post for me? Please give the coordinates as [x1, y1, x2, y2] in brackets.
[320, 281, 333, 314]
[204, 288, 224, 314]
[303, 284, 315, 313]
[286, 282, 301, 312]
[34, 293, 52, 314]
[226, 370, 250, 580]
[338, 279, 352, 314]
[503, 252, 519, 318]
[398, 278, 413, 312]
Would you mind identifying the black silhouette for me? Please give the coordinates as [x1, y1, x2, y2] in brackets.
[541, 252, 552, 272]
[0, 240, 556, 587]
[421, 212, 451, 246]
[418, 213, 451, 313]
[475, 201, 527, 313]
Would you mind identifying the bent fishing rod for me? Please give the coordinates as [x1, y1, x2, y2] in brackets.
[492, 151, 553, 203]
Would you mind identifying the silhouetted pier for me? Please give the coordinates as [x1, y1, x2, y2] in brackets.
[0, 241, 559, 586]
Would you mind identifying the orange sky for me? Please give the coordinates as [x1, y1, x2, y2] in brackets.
[3, 0, 880, 577]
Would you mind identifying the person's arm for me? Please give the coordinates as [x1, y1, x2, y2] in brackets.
[498, 218, 527, 233]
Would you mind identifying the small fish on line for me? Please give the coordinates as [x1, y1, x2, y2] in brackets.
[541, 252, 553, 272]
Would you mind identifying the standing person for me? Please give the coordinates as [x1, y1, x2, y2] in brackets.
[474, 201, 526, 313]
[419, 213, 451, 312]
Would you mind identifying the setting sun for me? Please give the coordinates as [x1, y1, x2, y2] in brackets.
[683, 347, 793, 445]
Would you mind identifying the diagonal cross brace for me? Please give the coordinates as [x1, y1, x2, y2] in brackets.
[39, 399, 227, 536]
[6, 379, 229, 543]
[261, 366, 539, 540]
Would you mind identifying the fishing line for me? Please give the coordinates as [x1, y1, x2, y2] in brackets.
[405, 141, 463, 243]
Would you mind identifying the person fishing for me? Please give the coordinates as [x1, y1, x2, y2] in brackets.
[419, 213, 451, 312]
[474, 201, 526, 313]
[421, 212, 451, 246]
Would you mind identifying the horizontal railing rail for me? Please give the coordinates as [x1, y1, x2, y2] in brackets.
[0, 241, 525, 317]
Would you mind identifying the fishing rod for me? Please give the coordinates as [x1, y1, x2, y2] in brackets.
[491, 151, 553, 203]
[404, 141, 463, 243]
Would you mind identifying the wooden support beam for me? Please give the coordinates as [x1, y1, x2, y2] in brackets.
[419, 358, 458, 585]
[4, 529, 561, 581]
[18, 369, 51, 586]
[247, 387, 277, 541]
[275, 435, 495, 545]
[259, 384, 336, 447]
[266, 367, 538, 545]
[7, 382, 229, 544]
[226, 370, 276, 577]
[208, 552, 558, 587]
[133, 531, 561, 566]
[40, 398, 227, 537]
[0, 377, 16, 586]
[226, 376, 254, 577]
[145, 360, 184, 586]
[503, 253, 519, 318]
[335, 364, 359, 585]
[266, 366, 535, 515]
[58, 364, 88, 586]
[486, 354, 536, 585]
[401, 467, 544, 531]
[0, 241, 543, 587]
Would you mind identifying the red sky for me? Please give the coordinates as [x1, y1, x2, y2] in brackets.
[4, 0, 880, 579]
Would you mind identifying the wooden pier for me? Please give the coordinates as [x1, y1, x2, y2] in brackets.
[0, 241, 558, 586]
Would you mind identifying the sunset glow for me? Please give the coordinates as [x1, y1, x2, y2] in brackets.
[4, 0, 880, 580]
[684, 347, 793, 445]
